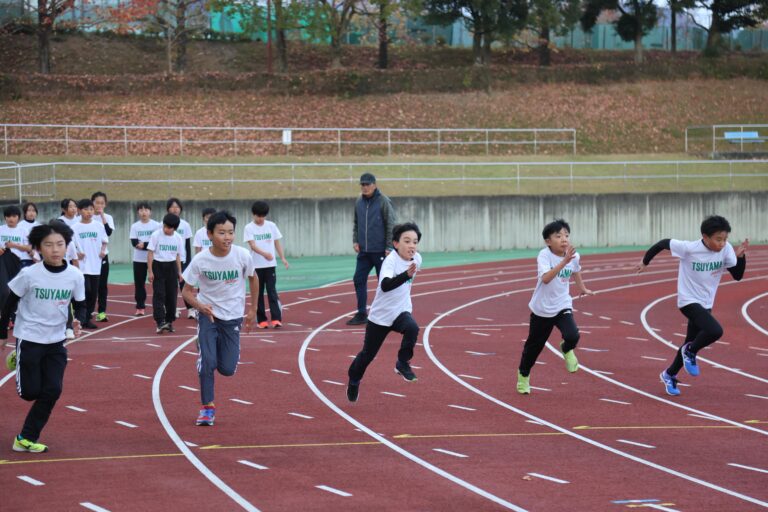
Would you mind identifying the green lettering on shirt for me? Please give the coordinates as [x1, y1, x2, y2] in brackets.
[33, 287, 72, 301]
[202, 269, 239, 281]
[158, 244, 178, 252]
[691, 261, 723, 272]
[137, 230, 155, 237]
[1, 235, 21, 243]
[253, 233, 272, 241]
[558, 268, 572, 279]
[79, 232, 97, 239]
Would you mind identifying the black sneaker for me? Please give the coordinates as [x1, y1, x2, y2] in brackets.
[346, 313, 368, 326]
[156, 323, 170, 334]
[347, 381, 359, 402]
[395, 361, 418, 382]
[167, 323, 175, 333]
[83, 322, 99, 329]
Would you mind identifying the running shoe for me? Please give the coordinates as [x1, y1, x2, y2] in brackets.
[681, 343, 700, 376]
[560, 341, 579, 373]
[175, 310, 181, 319]
[346, 313, 368, 325]
[135, 309, 145, 316]
[187, 309, 197, 319]
[271, 320, 282, 329]
[82, 322, 98, 330]
[516, 371, 530, 394]
[394, 361, 418, 382]
[5, 350, 17, 371]
[13, 435, 48, 453]
[347, 381, 359, 403]
[156, 323, 170, 334]
[96, 312, 108, 322]
[257, 321, 269, 329]
[196, 405, 215, 426]
[660, 370, 681, 396]
[65, 328, 75, 340]
[168, 323, 175, 333]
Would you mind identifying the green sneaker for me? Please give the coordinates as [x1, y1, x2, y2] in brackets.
[516, 371, 530, 394]
[95, 312, 108, 322]
[560, 341, 579, 373]
[5, 350, 16, 371]
[13, 435, 48, 453]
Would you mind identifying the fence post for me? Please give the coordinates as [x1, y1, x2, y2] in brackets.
[338, 130, 342, 157]
[233, 128, 238, 156]
[712, 125, 716, 156]
[684, 127, 688, 153]
[534, 129, 538, 155]
[572, 129, 576, 155]
[387, 129, 391, 157]
[291, 163, 295, 191]
[516, 163, 520, 194]
[437, 129, 441, 156]
[179, 128, 184, 156]
[3, 125, 7, 155]
[485, 130, 489, 156]
[123, 127, 128, 156]
[623, 162, 627, 189]
[64, 126, 69, 155]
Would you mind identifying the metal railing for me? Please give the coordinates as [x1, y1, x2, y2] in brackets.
[0, 123, 577, 157]
[685, 124, 768, 155]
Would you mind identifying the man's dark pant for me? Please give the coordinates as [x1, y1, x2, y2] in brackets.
[353, 251, 385, 316]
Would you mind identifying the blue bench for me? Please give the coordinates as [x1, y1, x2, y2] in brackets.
[724, 131, 764, 144]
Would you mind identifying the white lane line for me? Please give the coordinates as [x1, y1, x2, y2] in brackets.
[641, 356, 667, 362]
[179, 385, 198, 391]
[146, 343, 162, 348]
[527, 473, 569, 484]
[617, 439, 656, 449]
[316, 485, 352, 497]
[288, 412, 314, 419]
[742, 292, 768, 336]
[271, 369, 291, 375]
[750, 346, 768, 352]
[641, 504, 680, 512]
[688, 414, 721, 422]
[728, 463, 768, 474]
[115, 421, 138, 428]
[323, 380, 345, 386]
[471, 332, 491, 337]
[580, 347, 608, 352]
[133, 374, 152, 380]
[526, 420, 544, 426]
[459, 374, 483, 380]
[327, 300, 341, 304]
[745, 394, 768, 400]
[306, 347, 320, 352]
[287, 323, 302, 327]
[448, 404, 477, 411]
[238, 460, 269, 470]
[620, 321, 635, 326]
[17, 475, 45, 486]
[600, 398, 632, 405]
[308, 310, 323, 314]
[184, 441, 198, 447]
[581, 312, 593, 316]
[260, 339, 277, 344]
[80, 503, 111, 512]
[153, 336, 262, 512]
[476, 317, 494, 321]
[466, 351, 495, 356]
[627, 337, 649, 341]
[599, 316, 612, 321]
[673, 333, 686, 338]
[381, 391, 406, 398]
[183, 351, 198, 356]
[593, 370, 614, 375]
[66, 405, 87, 412]
[530, 386, 551, 392]
[714, 341, 730, 345]
[92, 365, 118, 370]
[433, 448, 469, 458]
[230, 399, 253, 405]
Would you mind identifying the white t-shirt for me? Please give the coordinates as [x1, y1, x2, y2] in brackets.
[0, 224, 32, 261]
[243, 220, 283, 268]
[528, 247, 582, 318]
[66, 241, 78, 263]
[22, 220, 41, 229]
[193, 226, 213, 251]
[58, 215, 80, 227]
[670, 239, 738, 309]
[93, 213, 115, 255]
[9, 262, 85, 344]
[368, 251, 422, 327]
[175, 219, 192, 262]
[72, 221, 109, 275]
[147, 230, 184, 263]
[182, 246, 255, 321]
[129, 219, 161, 263]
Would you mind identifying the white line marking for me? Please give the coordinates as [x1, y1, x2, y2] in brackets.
[17, 475, 45, 486]
[728, 463, 768, 474]
[133, 374, 152, 380]
[66, 405, 87, 412]
[673, 333, 686, 337]
[593, 370, 614, 375]
[617, 439, 656, 449]
[742, 292, 768, 336]
[750, 346, 768, 352]
[581, 312, 593, 316]
[476, 317, 494, 321]
[433, 448, 469, 458]
[115, 421, 138, 428]
[687, 413, 720, 422]
[448, 404, 477, 411]
[288, 412, 314, 419]
[526, 420, 544, 426]
[471, 331, 491, 337]
[600, 398, 632, 405]
[308, 310, 323, 314]
[527, 473, 569, 484]
[92, 365, 117, 370]
[306, 347, 320, 352]
[316, 485, 352, 497]
[287, 323, 302, 327]
[530, 386, 551, 392]
[230, 399, 253, 405]
[260, 339, 277, 344]
[458, 374, 483, 380]
[381, 391, 406, 398]
[179, 385, 198, 391]
[620, 321, 635, 326]
[641, 356, 667, 362]
[146, 343, 162, 348]
[323, 380, 344, 386]
[80, 503, 111, 512]
[714, 340, 730, 345]
[599, 316, 612, 321]
[745, 394, 768, 400]
[465, 351, 494, 356]
[327, 300, 341, 304]
[184, 441, 198, 447]
[271, 369, 291, 375]
[183, 351, 198, 356]
[627, 337, 649, 341]
[641, 504, 680, 512]
[238, 460, 269, 470]
[579, 347, 608, 352]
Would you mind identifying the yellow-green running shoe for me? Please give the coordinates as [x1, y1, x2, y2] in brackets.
[516, 371, 530, 394]
[560, 341, 579, 373]
[13, 435, 48, 453]
[5, 350, 16, 371]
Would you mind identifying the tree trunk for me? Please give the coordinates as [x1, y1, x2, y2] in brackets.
[173, 0, 187, 73]
[377, 6, 388, 69]
[166, 31, 173, 74]
[472, 30, 483, 64]
[482, 33, 492, 64]
[330, 32, 342, 68]
[538, 24, 551, 66]
[37, 0, 52, 74]
[670, 0, 677, 53]
[705, 15, 722, 55]
[276, 29, 288, 72]
[634, 30, 643, 64]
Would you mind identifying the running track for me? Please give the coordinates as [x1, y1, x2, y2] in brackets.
[1, 249, 766, 512]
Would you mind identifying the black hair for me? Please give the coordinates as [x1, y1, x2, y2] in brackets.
[28, 220, 73, 249]
[22, 202, 38, 217]
[60, 198, 76, 212]
[542, 219, 571, 240]
[393, 222, 422, 242]
[136, 202, 152, 211]
[700, 215, 731, 236]
[162, 213, 181, 230]
[3, 205, 21, 218]
[207, 210, 236, 232]
[166, 197, 183, 213]
[201, 207, 217, 218]
[251, 201, 269, 216]
[77, 198, 94, 210]
[91, 191, 108, 203]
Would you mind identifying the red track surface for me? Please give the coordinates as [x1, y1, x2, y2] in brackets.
[1, 249, 767, 512]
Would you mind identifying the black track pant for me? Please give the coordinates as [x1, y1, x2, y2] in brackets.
[83, 275, 100, 322]
[152, 261, 178, 325]
[519, 309, 580, 377]
[255, 267, 281, 322]
[666, 303, 723, 376]
[97, 255, 110, 314]
[16, 339, 67, 442]
[133, 262, 148, 309]
[348, 311, 419, 383]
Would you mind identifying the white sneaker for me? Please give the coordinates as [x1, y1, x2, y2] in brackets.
[65, 328, 75, 340]
[175, 310, 181, 318]
[187, 309, 197, 319]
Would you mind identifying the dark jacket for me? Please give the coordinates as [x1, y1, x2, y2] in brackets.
[353, 188, 395, 253]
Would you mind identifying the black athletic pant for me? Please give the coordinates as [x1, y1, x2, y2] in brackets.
[353, 252, 385, 316]
[519, 309, 580, 377]
[348, 311, 419, 383]
[16, 339, 67, 442]
[97, 255, 109, 315]
[666, 303, 723, 376]
[152, 261, 178, 326]
[83, 275, 100, 322]
[133, 262, 148, 309]
[255, 267, 281, 323]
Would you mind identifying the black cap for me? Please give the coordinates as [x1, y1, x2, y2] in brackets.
[359, 172, 376, 185]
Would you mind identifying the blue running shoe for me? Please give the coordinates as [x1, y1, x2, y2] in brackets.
[196, 405, 215, 426]
[660, 371, 681, 396]
[681, 343, 700, 377]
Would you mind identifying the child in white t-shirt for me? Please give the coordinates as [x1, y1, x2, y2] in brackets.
[517, 219, 593, 395]
[346, 223, 422, 403]
[147, 214, 184, 334]
[0, 221, 86, 453]
[91, 192, 115, 323]
[58, 198, 80, 227]
[193, 208, 217, 255]
[182, 211, 257, 427]
[243, 201, 289, 329]
[71, 199, 108, 330]
[129, 202, 161, 316]
[637, 215, 748, 396]
[167, 197, 193, 318]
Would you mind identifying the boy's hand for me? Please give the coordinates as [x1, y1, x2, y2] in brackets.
[78, 252, 85, 260]
[148, 272, 154, 283]
[735, 238, 750, 258]
[72, 319, 82, 338]
[0, 247, 5, 255]
[579, 288, 595, 297]
[635, 261, 647, 273]
[99, 250, 106, 259]
[244, 309, 257, 332]
[406, 262, 417, 277]
[198, 302, 214, 323]
[563, 246, 576, 263]
[282, 259, 290, 269]
[264, 253, 274, 261]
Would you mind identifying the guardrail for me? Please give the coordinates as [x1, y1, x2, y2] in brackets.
[1, 124, 577, 157]
[685, 124, 768, 154]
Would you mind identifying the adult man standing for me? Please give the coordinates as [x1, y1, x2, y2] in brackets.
[347, 172, 396, 325]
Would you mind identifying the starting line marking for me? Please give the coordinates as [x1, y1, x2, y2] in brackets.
[641, 356, 667, 362]
[627, 337, 649, 341]
[530, 386, 551, 392]
[600, 398, 632, 405]
[66, 405, 87, 413]
[322, 380, 344, 386]
[617, 439, 656, 449]
[146, 343, 162, 348]
[433, 448, 468, 458]
[620, 321, 635, 326]
[471, 331, 491, 337]
[230, 399, 253, 405]
[17, 475, 45, 486]
[288, 412, 314, 419]
[80, 503, 111, 512]
[381, 391, 406, 398]
[238, 460, 269, 470]
[727, 463, 768, 474]
[458, 374, 483, 380]
[448, 404, 477, 411]
[465, 351, 495, 356]
[271, 369, 291, 375]
[179, 386, 198, 392]
[526, 472, 569, 484]
[115, 421, 138, 428]
[316, 485, 352, 497]
[745, 394, 768, 400]
[133, 374, 152, 380]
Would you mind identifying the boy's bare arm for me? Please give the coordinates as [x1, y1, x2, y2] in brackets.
[244, 274, 259, 331]
[573, 272, 594, 296]
[275, 240, 289, 268]
[147, 250, 154, 282]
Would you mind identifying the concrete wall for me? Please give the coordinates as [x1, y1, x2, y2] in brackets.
[31, 192, 765, 263]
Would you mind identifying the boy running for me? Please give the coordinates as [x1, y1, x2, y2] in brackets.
[637, 215, 748, 396]
[182, 211, 258, 426]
